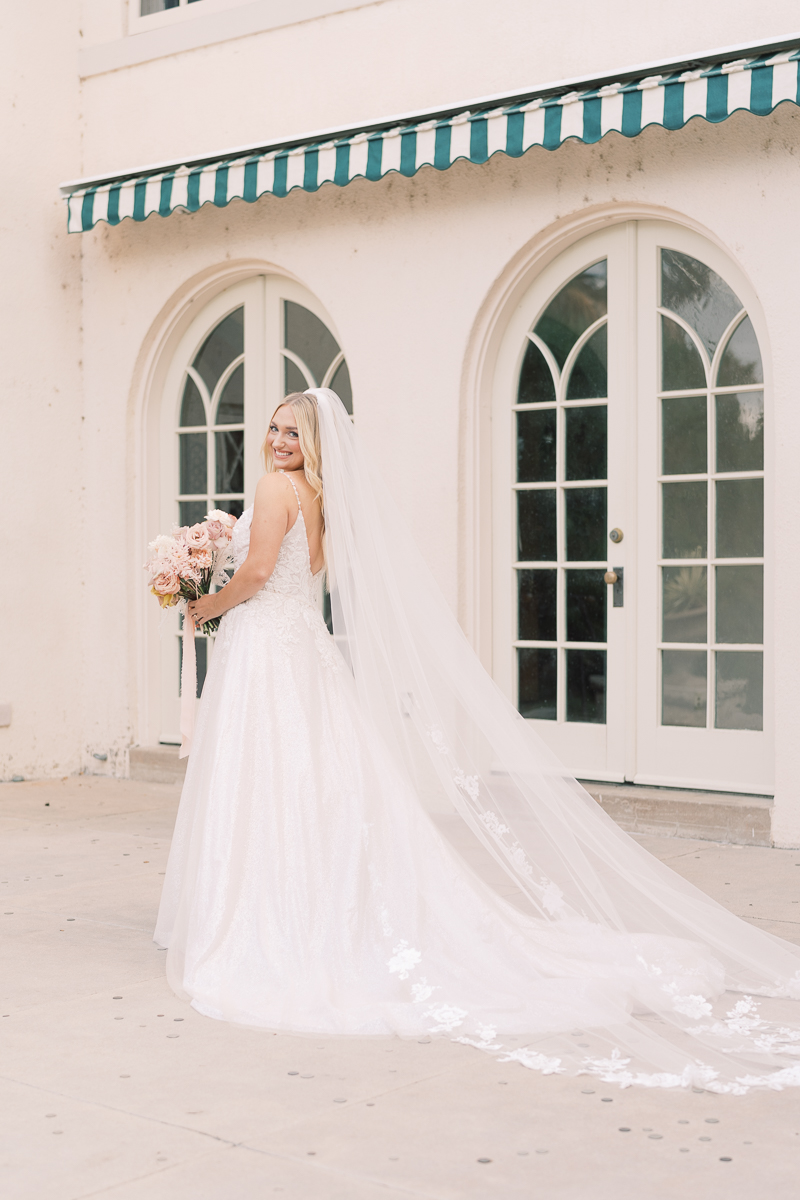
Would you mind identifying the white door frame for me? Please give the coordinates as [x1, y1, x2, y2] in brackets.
[633, 222, 772, 794]
[490, 219, 772, 792]
[491, 225, 636, 782]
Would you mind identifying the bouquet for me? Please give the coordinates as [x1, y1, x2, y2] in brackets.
[145, 510, 237, 759]
[144, 510, 237, 634]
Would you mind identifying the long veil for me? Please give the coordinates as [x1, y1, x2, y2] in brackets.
[310, 387, 800, 1093]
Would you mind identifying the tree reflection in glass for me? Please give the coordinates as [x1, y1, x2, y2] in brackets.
[535, 262, 607, 369]
[716, 392, 763, 472]
[662, 564, 707, 643]
[515, 260, 609, 722]
[661, 249, 742, 359]
[659, 247, 764, 732]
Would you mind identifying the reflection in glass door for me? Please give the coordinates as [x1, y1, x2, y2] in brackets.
[515, 261, 609, 724]
[178, 308, 246, 528]
[658, 250, 764, 733]
[282, 301, 353, 409]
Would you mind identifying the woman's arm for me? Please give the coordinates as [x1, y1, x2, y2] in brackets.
[187, 474, 292, 627]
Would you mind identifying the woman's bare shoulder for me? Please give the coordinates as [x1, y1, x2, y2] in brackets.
[255, 471, 293, 495]
[253, 472, 294, 512]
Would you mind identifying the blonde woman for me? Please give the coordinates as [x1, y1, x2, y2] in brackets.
[157, 389, 800, 1093]
[185, 393, 325, 625]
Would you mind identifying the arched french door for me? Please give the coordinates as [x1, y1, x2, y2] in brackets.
[156, 276, 351, 743]
[492, 222, 770, 793]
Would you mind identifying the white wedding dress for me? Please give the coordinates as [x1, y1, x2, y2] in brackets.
[156, 390, 800, 1093]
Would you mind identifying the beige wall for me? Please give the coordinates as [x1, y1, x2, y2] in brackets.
[0, 2, 85, 780]
[3, 1, 800, 840]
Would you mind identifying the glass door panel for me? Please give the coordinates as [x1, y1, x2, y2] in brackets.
[513, 260, 609, 728]
[636, 222, 770, 792]
[656, 249, 764, 736]
[493, 224, 632, 781]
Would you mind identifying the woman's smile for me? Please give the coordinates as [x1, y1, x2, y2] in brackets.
[267, 405, 305, 469]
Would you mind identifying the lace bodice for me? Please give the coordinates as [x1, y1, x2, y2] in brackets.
[223, 473, 339, 670]
[229, 473, 319, 607]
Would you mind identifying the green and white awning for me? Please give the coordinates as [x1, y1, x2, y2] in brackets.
[62, 41, 800, 233]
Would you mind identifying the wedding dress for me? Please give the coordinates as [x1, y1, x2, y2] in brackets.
[156, 389, 800, 1093]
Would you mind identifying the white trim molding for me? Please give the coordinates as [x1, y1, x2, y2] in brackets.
[81, 0, 390, 78]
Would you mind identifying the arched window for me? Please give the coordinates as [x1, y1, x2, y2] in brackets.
[282, 300, 353, 408]
[156, 277, 350, 743]
[492, 222, 768, 794]
[658, 250, 764, 734]
[514, 260, 609, 726]
[178, 307, 246, 527]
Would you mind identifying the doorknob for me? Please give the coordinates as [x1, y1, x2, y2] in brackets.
[609, 528, 624, 543]
[604, 567, 624, 607]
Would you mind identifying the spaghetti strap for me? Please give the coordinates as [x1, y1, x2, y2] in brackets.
[279, 470, 302, 521]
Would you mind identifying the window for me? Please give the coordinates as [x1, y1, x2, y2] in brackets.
[84, 1, 380, 74]
[282, 301, 353, 410]
[130, 0, 242, 35]
[514, 262, 609, 724]
[140, 0, 202, 13]
[177, 306, 245, 529]
[658, 250, 764, 732]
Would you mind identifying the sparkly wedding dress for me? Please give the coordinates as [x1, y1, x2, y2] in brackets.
[156, 390, 800, 1093]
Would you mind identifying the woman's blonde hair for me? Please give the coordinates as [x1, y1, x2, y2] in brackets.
[262, 392, 324, 531]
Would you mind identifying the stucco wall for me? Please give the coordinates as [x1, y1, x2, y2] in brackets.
[0, 2, 85, 781]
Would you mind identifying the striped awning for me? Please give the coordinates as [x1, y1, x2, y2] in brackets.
[62, 40, 800, 233]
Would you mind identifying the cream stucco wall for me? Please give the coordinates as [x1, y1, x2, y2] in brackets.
[3, 1, 800, 842]
[1, 3, 85, 780]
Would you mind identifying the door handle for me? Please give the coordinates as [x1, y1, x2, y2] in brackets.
[604, 566, 624, 607]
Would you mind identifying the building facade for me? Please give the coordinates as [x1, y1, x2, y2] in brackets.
[3, 1, 800, 843]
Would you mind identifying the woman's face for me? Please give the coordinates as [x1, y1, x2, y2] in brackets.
[267, 405, 305, 471]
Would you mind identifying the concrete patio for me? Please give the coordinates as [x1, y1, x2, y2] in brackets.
[1, 776, 799, 1199]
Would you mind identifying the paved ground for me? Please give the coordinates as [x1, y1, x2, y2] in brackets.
[1, 777, 800, 1200]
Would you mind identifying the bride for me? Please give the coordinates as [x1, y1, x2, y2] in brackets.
[155, 388, 800, 1093]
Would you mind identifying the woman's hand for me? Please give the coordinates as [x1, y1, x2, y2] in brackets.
[187, 593, 222, 629]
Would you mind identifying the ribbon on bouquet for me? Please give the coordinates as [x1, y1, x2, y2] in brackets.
[179, 614, 197, 759]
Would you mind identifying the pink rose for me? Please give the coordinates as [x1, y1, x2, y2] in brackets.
[206, 520, 234, 549]
[185, 524, 210, 550]
[152, 570, 180, 595]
